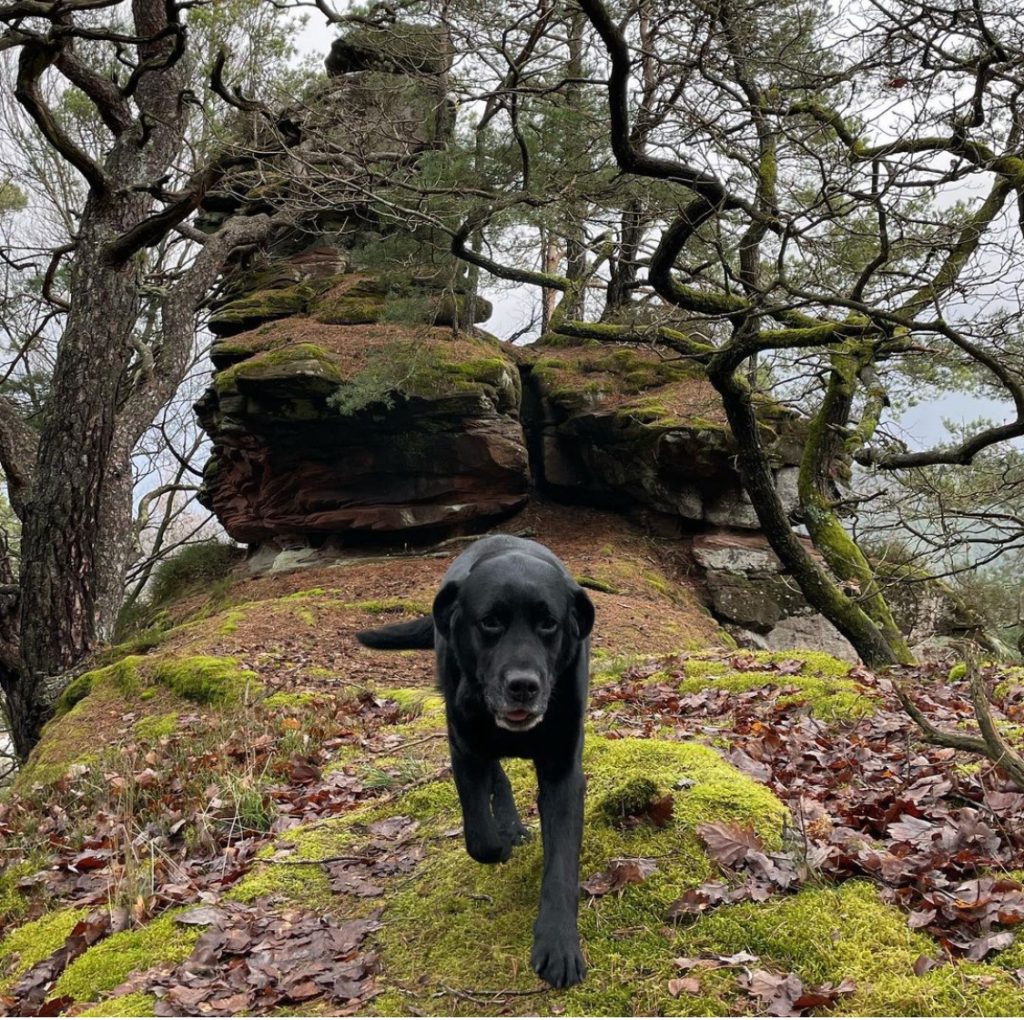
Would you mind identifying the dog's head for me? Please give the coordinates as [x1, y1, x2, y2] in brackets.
[432, 554, 594, 732]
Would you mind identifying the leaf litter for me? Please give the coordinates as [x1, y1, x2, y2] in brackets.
[591, 653, 1024, 968]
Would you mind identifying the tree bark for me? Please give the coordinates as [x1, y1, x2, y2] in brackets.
[14, 209, 142, 747]
[0, 0, 279, 757]
[708, 353, 902, 669]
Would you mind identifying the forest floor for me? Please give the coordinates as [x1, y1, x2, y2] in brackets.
[2, 502, 1024, 1016]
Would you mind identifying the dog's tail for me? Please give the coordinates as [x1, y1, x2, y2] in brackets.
[356, 615, 435, 650]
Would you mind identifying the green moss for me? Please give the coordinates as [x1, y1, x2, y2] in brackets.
[594, 777, 660, 824]
[949, 662, 967, 682]
[0, 908, 88, 992]
[54, 910, 199, 1002]
[95, 627, 170, 666]
[263, 691, 317, 710]
[27, 659, 148, 786]
[150, 656, 260, 705]
[0, 860, 39, 928]
[313, 293, 385, 324]
[669, 651, 875, 721]
[284, 587, 326, 599]
[377, 736, 785, 1016]
[133, 712, 178, 741]
[379, 687, 444, 719]
[688, 881, 1024, 1016]
[209, 283, 317, 331]
[328, 337, 520, 417]
[215, 343, 343, 396]
[54, 671, 96, 715]
[576, 575, 621, 595]
[50, 656, 143, 718]
[218, 607, 247, 635]
[78, 992, 157, 1017]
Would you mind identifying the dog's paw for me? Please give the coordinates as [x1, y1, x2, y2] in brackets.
[465, 836, 513, 865]
[531, 932, 586, 988]
[498, 821, 532, 846]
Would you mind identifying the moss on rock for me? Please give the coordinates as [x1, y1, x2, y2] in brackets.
[17, 654, 259, 792]
[313, 293, 386, 325]
[208, 284, 318, 335]
[215, 343, 344, 398]
[150, 656, 260, 705]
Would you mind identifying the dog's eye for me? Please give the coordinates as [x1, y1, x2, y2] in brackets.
[479, 614, 504, 634]
[537, 616, 559, 635]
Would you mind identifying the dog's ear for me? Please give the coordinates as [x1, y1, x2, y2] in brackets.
[432, 580, 461, 639]
[572, 586, 595, 640]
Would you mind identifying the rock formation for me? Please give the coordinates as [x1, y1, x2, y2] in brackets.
[190, 24, 952, 659]
[520, 338, 805, 530]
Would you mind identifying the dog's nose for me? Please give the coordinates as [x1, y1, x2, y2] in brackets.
[505, 671, 541, 703]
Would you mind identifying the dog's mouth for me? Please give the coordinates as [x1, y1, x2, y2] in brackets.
[496, 708, 543, 731]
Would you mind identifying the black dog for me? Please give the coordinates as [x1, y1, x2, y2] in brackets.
[357, 535, 595, 988]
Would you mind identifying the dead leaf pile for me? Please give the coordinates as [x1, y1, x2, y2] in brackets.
[147, 904, 381, 1016]
[739, 968, 856, 1016]
[323, 816, 424, 896]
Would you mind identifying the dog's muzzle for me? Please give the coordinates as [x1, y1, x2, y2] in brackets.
[495, 670, 545, 730]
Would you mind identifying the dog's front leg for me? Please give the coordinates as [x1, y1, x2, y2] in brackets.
[531, 755, 586, 988]
[451, 746, 512, 864]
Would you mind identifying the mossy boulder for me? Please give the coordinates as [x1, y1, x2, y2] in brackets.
[325, 23, 451, 77]
[208, 283, 319, 337]
[16, 654, 259, 792]
[523, 340, 806, 530]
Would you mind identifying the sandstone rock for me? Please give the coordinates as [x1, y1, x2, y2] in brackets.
[197, 324, 529, 543]
[725, 626, 770, 651]
[706, 573, 783, 631]
[692, 531, 782, 574]
[764, 615, 857, 661]
[704, 487, 760, 529]
[703, 569, 811, 633]
[325, 23, 451, 77]
[523, 340, 806, 529]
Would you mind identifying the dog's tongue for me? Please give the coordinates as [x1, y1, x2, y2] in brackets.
[505, 709, 531, 722]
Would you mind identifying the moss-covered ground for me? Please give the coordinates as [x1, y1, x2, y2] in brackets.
[3, 505, 1023, 1015]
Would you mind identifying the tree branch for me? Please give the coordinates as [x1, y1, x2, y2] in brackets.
[0, 396, 37, 515]
[53, 44, 132, 135]
[14, 40, 107, 194]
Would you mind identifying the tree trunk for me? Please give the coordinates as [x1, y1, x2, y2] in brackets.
[798, 345, 912, 662]
[14, 210, 141, 751]
[709, 357, 902, 668]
